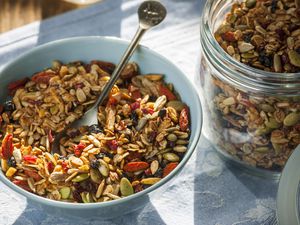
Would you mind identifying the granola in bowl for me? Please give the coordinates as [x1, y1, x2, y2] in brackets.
[0, 60, 190, 203]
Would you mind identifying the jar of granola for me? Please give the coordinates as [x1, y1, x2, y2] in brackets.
[198, 0, 300, 176]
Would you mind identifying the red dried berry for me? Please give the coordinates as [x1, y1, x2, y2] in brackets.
[23, 155, 38, 164]
[1, 133, 13, 160]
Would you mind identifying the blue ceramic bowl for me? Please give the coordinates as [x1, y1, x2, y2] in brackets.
[0, 36, 202, 219]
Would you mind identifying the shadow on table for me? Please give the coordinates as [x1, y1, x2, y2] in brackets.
[12, 197, 166, 225]
[193, 136, 278, 225]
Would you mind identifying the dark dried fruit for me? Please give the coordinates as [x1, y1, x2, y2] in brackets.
[7, 157, 16, 167]
[95, 153, 106, 159]
[158, 109, 167, 118]
[131, 111, 139, 126]
[3, 101, 15, 112]
[90, 159, 100, 169]
[259, 52, 273, 67]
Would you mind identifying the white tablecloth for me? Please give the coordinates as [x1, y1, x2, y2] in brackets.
[0, 0, 279, 224]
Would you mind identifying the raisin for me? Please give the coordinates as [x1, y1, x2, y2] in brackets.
[243, 33, 252, 43]
[158, 109, 166, 119]
[72, 190, 82, 203]
[154, 168, 163, 177]
[259, 52, 273, 67]
[296, 48, 300, 55]
[3, 101, 15, 112]
[131, 111, 138, 126]
[148, 95, 157, 102]
[90, 159, 100, 169]
[7, 157, 16, 167]
[271, 0, 277, 13]
[95, 153, 106, 159]
[88, 124, 103, 134]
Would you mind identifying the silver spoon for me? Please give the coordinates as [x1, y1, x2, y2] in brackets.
[51, 0, 167, 153]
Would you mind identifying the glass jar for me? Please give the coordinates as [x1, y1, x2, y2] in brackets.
[197, 0, 300, 177]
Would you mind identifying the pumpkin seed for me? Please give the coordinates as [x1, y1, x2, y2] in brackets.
[254, 147, 269, 153]
[136, 117, 148, 131]
[96, 180, 105, 198]
[120, 177, 134, 196]
[167, 133, 177, 142]
[59, 187, 71, 199]
[173, 145, 187, 153]
[166, 101, 185, 112]
[246, 0, 256, 8]
[283, 112, 300, 126]
[140, 177, 161, 185]
[163, 152, 179, 162]
[288, 50, 300, 67]
[90, 168, 101, 184]
[260, 104, 275, 113]
[99, 159, 109, 177]
[72, 173, 89, 182]
[265, 118, 281, 129]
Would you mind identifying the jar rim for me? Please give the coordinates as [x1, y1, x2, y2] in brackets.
[201, 0, 300, 92]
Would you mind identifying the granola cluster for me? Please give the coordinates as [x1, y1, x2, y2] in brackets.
[0, 60, 190, 203]
[215, 0, 300, 72]
[204, 0, 300, 170]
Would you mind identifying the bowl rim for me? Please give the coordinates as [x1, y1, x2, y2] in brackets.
[0, 36, 203, 209]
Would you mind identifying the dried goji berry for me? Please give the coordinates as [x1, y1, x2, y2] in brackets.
[130, 102, 140, 111]
[24, 170, 42, 181]
[8, 77, 29, 96]
[179, 107, 189, 132]
[74, 143, 86, 157]
[159, 84, 177, 101]
[23, 155, 37, 164]
[221, 31, 236, 42]
[126, 152, 142, 162]
[107, 140, 118, 151]
[163, 162, 178, 177]
[123, 161, 149, 172]
[31, 71, 55, 84]
[107, 96, 118, 106]
[47, 162, 54, 173]
[133, 184, 143, 193]
[61, 161, 68, 171]
[1, 133, 13, 160]
[13, 180, 31, 192]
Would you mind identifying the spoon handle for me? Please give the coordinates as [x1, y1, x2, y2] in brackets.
[94, 26, 147, 108]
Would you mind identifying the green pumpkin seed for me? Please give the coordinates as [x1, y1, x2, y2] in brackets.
[255, 127, 271, 136]
[173, 145, 187, 153]
[260, 104, 275, 113]
[163, 152, 179, 162]
[140, 177, 161, 185]
[272, 143, 283, 155]
[167, 133, 177, 142]
[265, 118, 281, 129]
[72, 173, 89, 182]
[246, 0, 256, 8]
[59, 187, 71, 199]
[254, 147, 269, 153]
[120, 177, 134, 197]
[166, 101, 186, 112]
[99, 159, 109, 177]
[283, 112, 300, 126]
[288, 50, 300, 67]
[80, 192, 94, 203]
[90, 168, 101, 184]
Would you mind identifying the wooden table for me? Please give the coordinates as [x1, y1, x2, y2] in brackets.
[0, 0, 97, 33]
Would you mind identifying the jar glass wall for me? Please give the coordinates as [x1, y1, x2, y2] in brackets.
[197, 0, 300, 176]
